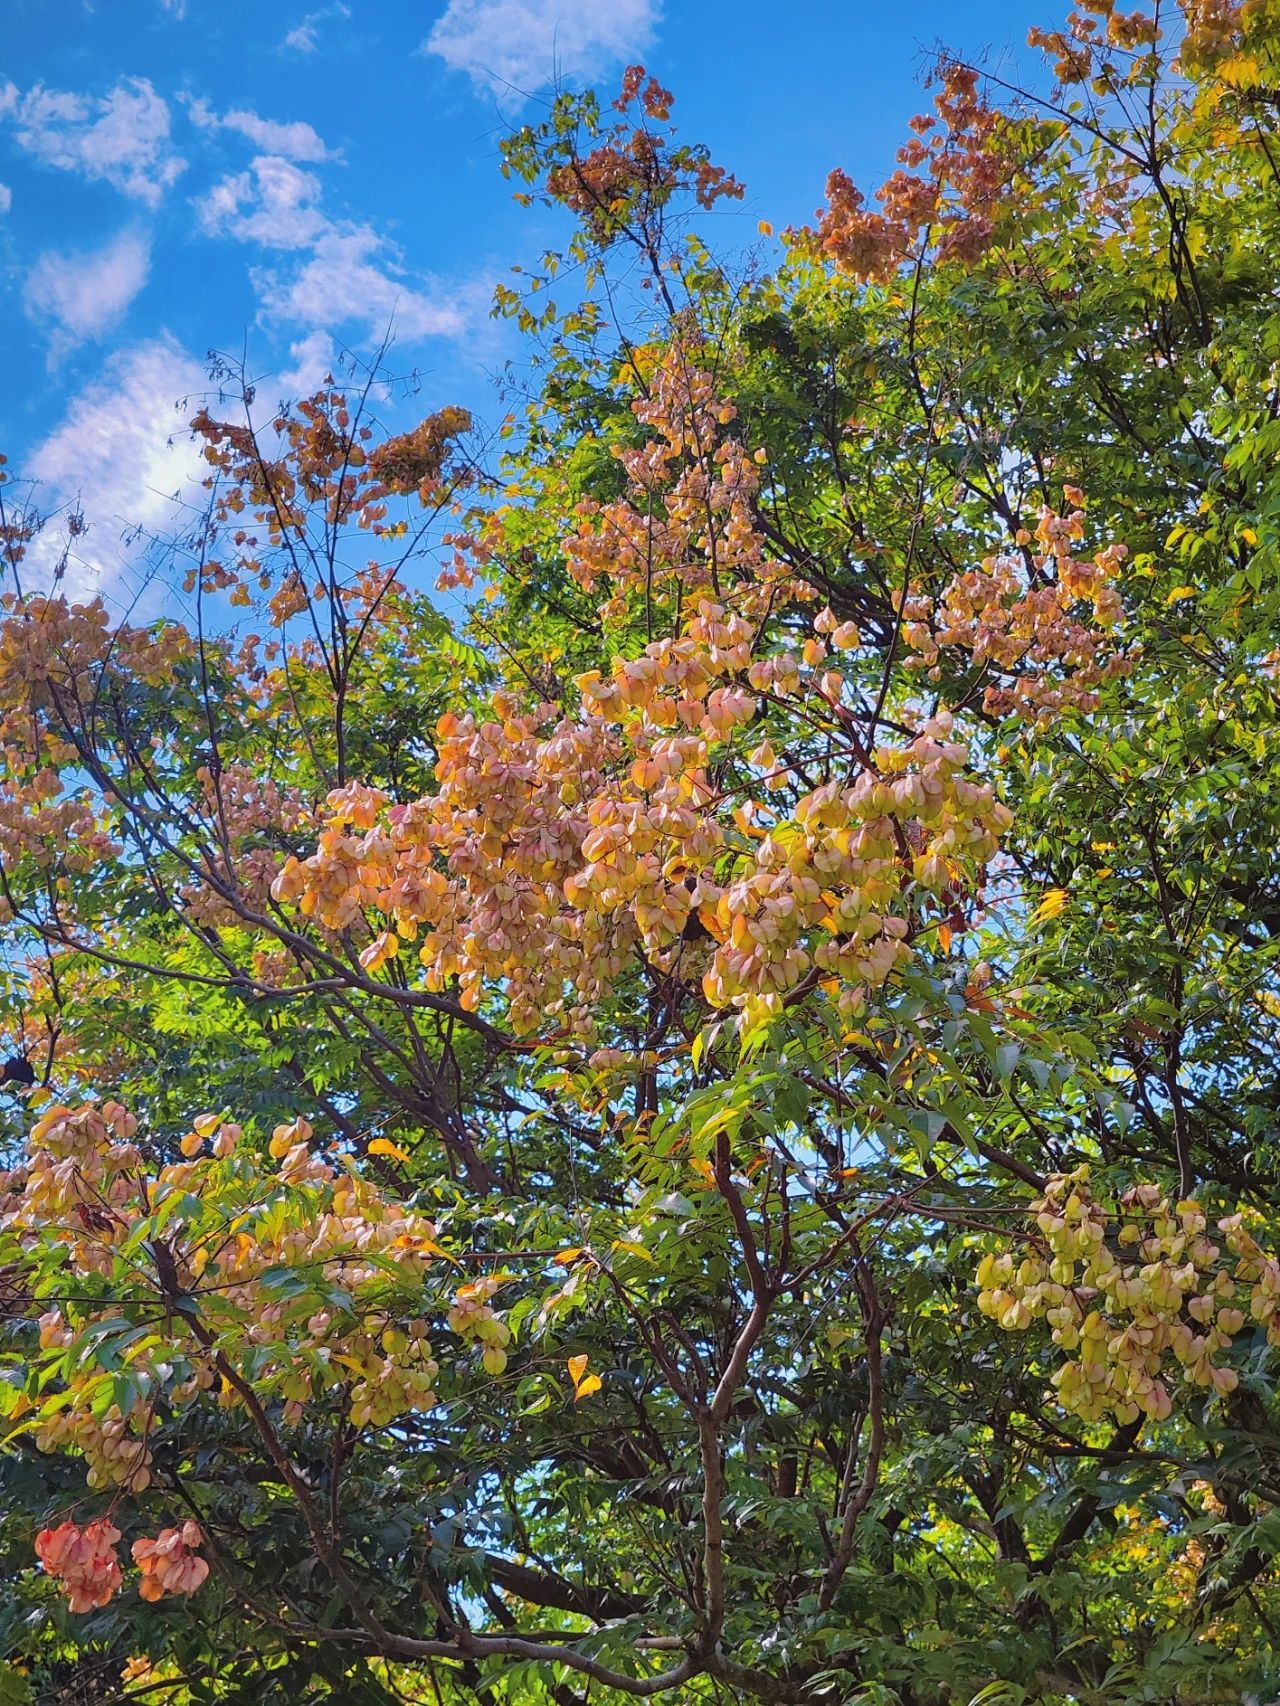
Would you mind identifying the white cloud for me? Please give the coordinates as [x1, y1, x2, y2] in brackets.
[24, 337, 208, 600]
[194, 147, 472, 347]
[2, 77, 185, 206]
[198, 154, 326, 248]
[0, 184, 10, 214]
[281, 3, 350, 53]
[185, 97, 333, 163]
[162, 0, 187, 16]
[277, 329, 335, 396]
[425, 0, 658, 94]
[25, 227, 151, 357]
[254, 227, 469, 344]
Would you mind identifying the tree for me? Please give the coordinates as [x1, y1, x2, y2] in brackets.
[2, 2, 1280, 1701]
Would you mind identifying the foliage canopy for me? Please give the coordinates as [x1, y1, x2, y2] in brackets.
[3, 3, 1280, 1701]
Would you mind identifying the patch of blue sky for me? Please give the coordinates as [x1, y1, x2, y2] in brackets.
[2, 0, 1042, 607]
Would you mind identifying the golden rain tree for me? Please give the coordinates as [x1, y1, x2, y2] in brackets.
[1, 3, 1280, 1702]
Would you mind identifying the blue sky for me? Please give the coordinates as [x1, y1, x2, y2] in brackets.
[2, 0, 1037, 606]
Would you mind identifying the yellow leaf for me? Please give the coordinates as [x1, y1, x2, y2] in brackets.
[368, 1138, 411, 1163]
[554, 1247, 585, 1265]
[690, 1155, 716, 1188]
[1242, 527, 1258, 546]
[611, 1239, 654, 1263]
[1029, 888, 1069, 927]
[566, 1353, 604, 1401]
[416, 1238, 461, 1267]
[1165, 585, 1196, 605]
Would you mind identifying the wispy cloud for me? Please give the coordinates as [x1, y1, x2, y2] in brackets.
[24, 336, 208, 600]
[281, 2, 351, 54]
[424, 0, 659, 95]
[254, 227, 470, 344]
[276, 330, 335, 396]
[196, 148, 473, 347]
[198, 155, 326, 249]
[0, 184, 11, 214]
[25, 227, 151, 359]
[0, 77, 185, 206]
[185, 97, 334, 163]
